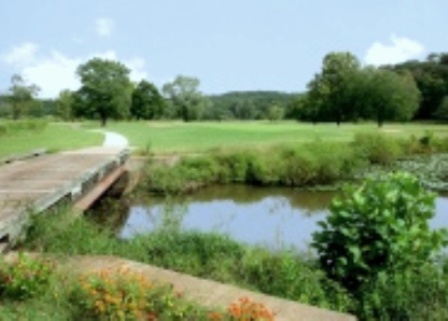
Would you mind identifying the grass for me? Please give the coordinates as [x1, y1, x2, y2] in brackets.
[1, 120, 445, 157]
[91, 121, 448, 155]
[0, 254, 276, 321]
[20, 206, 353, 313]
[0, 122, 103, 157]
[19, 205, 448, 320]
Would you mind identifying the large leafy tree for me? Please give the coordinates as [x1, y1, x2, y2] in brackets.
[76, 58, 132, 126]
[303, 52, 421, 126]
[162, 75, 210, 122]
[306, 52, 361, 125]
[392, 53, 448, 119]
[130, 80, 165, 120]
[8, 74, 40, 120]
[363, 68, 420, 127]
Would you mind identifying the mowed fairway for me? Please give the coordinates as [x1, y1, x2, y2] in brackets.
[103, 121, 448, 154]
[0, 123, 103, 157]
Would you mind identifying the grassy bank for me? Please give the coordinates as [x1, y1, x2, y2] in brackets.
[141, 132, 448, 194]
[0, 254, 274, 321]
[21, 207, 352, 312]
[0, 120, 103, 157]
[91, 121, 448, 155]
[17, 205, 448, 320]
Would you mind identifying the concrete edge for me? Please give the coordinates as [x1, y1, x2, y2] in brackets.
[3, 253, 357, 321]
[0, 149, 47, 165]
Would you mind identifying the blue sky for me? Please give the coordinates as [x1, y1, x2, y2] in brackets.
[0, 0, 446, 98]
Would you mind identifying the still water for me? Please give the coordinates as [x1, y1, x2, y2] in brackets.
[119, 186, 448, 250]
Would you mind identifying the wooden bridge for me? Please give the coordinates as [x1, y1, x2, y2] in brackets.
[0, 147, 129, 248]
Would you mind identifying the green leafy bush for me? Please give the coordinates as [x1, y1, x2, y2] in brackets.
[143, 142, 362, 194]
[0, 253, 53, 300]
[73, 267, 206, 320]
[353, 132, 402, 165]
[312, 172, 447, 292]
[240, 248, 353, 311]
[358, 263, 448, 321]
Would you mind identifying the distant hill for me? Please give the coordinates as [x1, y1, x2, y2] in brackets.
[206, 90, 302, 120]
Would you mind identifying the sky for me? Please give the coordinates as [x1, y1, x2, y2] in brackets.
[0, 0, 446, 98]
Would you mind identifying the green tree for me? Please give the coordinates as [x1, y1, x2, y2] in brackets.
[76, 58, 132, 126]
[434, 95, 448, 121]
[208, 91, 298, 120]
[130, 80, 165, 120]
[8, 74, 40, 120]
[365, 68, 420, 127]
[162, 75, 209, 121]
[55, 89, 74, 121]
[306, 52, 361, 125]
[312, 172, 447, 292]
[266, 105, 284, 122]
[392, 53, 448, 120]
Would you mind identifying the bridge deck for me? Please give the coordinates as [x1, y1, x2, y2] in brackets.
[0, 147, 129, 243]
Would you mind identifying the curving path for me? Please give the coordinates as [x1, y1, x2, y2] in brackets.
[91, 130, 129, 148]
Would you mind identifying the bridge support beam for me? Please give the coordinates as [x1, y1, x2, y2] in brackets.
[74, 165, 126, 211]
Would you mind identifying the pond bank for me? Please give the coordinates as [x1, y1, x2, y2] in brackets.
[112, 185, 448, 250]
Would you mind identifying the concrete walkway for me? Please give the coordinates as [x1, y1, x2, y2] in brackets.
[91, 130, 129, 148]
[0, 148, 128, 244]
[5, 253, 356, 321]
[102, 131, 129, 148]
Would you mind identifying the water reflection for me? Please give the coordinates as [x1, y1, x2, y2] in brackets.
[118, 186, 448, 250]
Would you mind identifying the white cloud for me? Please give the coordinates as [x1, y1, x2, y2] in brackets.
[96, 18, 114, 37]
[2, 42, 39, 66]
[364, 35, 425, 66]
[22, 51, 82, 97]
[1, 42, 148, 98]
[125, 57, 148, 82]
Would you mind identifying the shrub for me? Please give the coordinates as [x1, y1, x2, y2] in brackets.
[245, 154, 281, 185]
[358, 263, 448, 321]
[279, 148, 317, 186]
[306, 143, 358, 184]
[143, 163, 189, 194]
[73, 266, 277, 321]
[72, 267, 202, 320]
[214, 152, 254, 183]
[0, 253, 54, 300]
[227, 297, 275, 321]
[239, 248, 353, 311]
[142, 230, 245, 280]
[401, 131, 445, 155]
[353, 132, 402, 165]
[312, 172, 448, 292]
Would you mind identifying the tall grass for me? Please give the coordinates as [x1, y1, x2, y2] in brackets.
[141, 132, 448, 195]
[19, 198, 448, 319]
[20, 206, 352, 312]
[143, 142, 362, 194]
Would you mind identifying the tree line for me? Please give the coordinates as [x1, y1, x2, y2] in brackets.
[1, 52, 448, 125]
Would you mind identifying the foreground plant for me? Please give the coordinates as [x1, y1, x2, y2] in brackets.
[227, 297, 275, 321]
[0, 253, 53, 300]
[312, 171, 448, 292]
[72, 266, 275, 321]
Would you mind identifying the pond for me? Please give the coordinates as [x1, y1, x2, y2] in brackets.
[118, 185, 448, 250]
